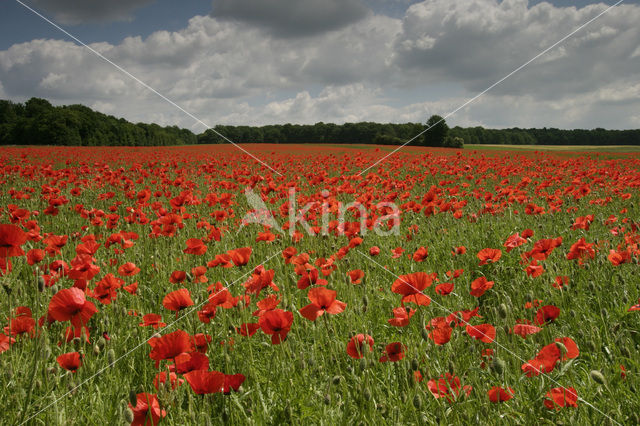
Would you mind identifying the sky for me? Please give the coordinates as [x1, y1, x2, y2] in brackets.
[0, 0, 638, 131]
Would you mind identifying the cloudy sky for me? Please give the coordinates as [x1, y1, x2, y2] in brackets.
[0, 0, 638, 130]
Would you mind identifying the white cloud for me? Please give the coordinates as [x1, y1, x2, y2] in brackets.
[1, 0, 639, 130]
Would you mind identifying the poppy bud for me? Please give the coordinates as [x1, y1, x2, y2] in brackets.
[42, 346, 51, 360]
[359, 359, 367, 372]
[601, 308, 608, 317]
[362, 388, 372, 401]
[448, 360, 455, 374]
[411, 359, 419, 371]
[128, 390, 138, 407]
[421, 328, 430, 342]
[123, 408, 134, 423]
[503, 325, 510, 336]
[50, 284, 58, 294]
[71, 337, 82, 346]
[221, 411, 229, 423]
[35, 379, 42, 390]
[412, 394, 422, 409]
[93, 344, 100, 355]
[97, 336, 106, 350]
[68, 381, 77, 395]
[323, 394, 331, 405]
[525, 291, 534, 302]
[362, 296, 368, 307]
[498, 303, 508, 319]
[46, 367, 56, 375]
[332, 375, 341, 385]
[491, 358, 505, 375]
[590, 370, 606, 385]
[555, 342, 567, 357]
[38, 275, 45, 292]
[107, 349, 116, 366]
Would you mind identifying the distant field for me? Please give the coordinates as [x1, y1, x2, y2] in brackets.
[466, 144, 640, 152]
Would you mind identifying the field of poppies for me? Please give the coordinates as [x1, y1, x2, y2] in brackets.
[1, 144, 639, 425]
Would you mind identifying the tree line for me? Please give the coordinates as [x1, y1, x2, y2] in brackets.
[1, 97, 639, 147]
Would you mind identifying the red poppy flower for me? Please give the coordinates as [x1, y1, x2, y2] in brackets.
[299, 287, 346, 321]
[391, 247, 404, 258]
[470, 277, 494, 297]
[227, 247, 252, 266]
[183, 370, 225, 394]
[347, 269, 364, 284]
[412, 246, 428, 262]
[503, 233, 526, 252]
[435, 282, 454, 296]
[543, 387, 578, 410]
[183, 238, 207, 255]
[379, 342, 406, 362]
[223, 373, 246, 394]
[258, 309, 293, 344]
[391, 272, 433, 296]
[628, 299, 640, 312]
[512, 323, 542, 338]
[488, 386, 514, 403]
[57, 351, 82, 372]
[162, 288, 194, 312]
[477, 248, 501, 265]
[535, 305, 560, 325]
[237, 323, 261, 337]
[128, 393, 166, 426]
[169, 270, 186, 284]
[148, 329, 193, 361]
[123, 282, 138, 294]
[346, 333, 374, 359]
[426, 317, 453, 345]
[608, 248, 631, 266]
[139, 313, 166, 329]
[369, 246, 380, 256]
[452, 246, 466, 256]
[566, 237, 595, 263]
[0, 224, 27, 258]
[118, 262, 140, 277]
[153, 372, 183, 390]
[47, 287, 98, 329]
[525, 260, 544, 277]
[192, 333, 212, 353]
[388, 306, 415, 327]
[0, 333, 15, 353]
[26, 248, 45, 265]
[427, 373, 472, 403]
[465, 324, 496, 343]
[4, 314, 36, 337]
[553, 276, 569, 289]
[173, 352, 209, 374]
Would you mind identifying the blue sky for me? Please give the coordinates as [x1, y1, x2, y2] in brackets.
[1, 0, 638, 129]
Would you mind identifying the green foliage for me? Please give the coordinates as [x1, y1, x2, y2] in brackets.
[1, 97, 639, 147]
[0, 98, 197, 146]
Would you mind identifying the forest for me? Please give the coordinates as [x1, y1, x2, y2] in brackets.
[1, 97, 639, 147]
